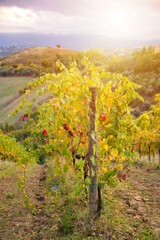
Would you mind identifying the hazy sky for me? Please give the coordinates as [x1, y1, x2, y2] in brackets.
[0, 0, 160, 40]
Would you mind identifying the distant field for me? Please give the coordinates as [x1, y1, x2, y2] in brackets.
[0, 76, 53, 125]
[0, 77, 33, 124]
[0, 77, 33, 109]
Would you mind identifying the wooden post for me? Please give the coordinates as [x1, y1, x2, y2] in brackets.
[139, 144, 141, 160]
[148, 145, 151, 163]
[88, 87, 98, 218]
[158, 137, 160, 165]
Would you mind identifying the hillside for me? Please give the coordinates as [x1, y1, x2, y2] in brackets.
[0, 47, 79, 66]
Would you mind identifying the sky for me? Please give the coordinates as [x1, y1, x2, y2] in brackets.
[0, 0, 160, 40]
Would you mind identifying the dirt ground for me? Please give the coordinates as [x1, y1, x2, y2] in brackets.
[0, 162, 50, 240]
[112, 163, 160, 238]
[0, 160, 160, 240]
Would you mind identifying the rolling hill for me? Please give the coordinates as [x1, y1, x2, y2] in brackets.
[0, 47, 79, 66]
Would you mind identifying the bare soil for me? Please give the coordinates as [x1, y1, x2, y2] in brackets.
[0, 161, 159, 239]
[112, 164, 160, 238]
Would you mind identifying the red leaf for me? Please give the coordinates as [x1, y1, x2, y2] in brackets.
[63, 123, 70, 131]
[42, 129, 47, 135]
[68, 130, 74, 137]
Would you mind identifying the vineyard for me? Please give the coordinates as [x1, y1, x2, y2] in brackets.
[0, 59, 160, 239]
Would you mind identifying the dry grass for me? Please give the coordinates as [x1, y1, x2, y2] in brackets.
[0, 47, 77, 66]
[139, 154, 160, 166]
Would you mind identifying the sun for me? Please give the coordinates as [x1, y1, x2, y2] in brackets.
[108, 8, 132, 32]
[99, 4, 135, 38]
[109, 11, 127, 26]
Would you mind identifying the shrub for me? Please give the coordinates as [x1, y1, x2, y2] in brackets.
[133, 107, 141, 117]
[19, 89, 25, 95]
[0, 68, 10, 76]
[0, 62, 8, 67]
[0, 124, 4, 131]
[11, 63, 18, 68]
[14, 128, 31, 141]
[143, 101, 151, 110]
[9, 68, 16, 76]
[41, 59, 52, 68]
[29, 63, 37, 68]
[33, 69, 40, 77]
[40, 72, 46, 77]
[59, 205, 75, 234]
[18, 87, 28, 95]
[33, 142, 38, 150]
[17, 64, 24, 71]
[24, 67, 34, 76]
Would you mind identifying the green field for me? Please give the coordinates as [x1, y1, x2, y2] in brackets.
[0, 76, 54, 125]
[0, 77, 33, 124]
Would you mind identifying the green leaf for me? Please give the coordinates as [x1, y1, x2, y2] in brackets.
[62, 145, 69, 156]
[42, 88, 47, 95]
[31, 98, 36, 103]
[63, 164, 69, 173]
[77, 171, 83, 178]
[77, 158, 84, 169]
[73, 136, 79, 145]
[36, 90, 41, 96]
[22, 96, 26, 105]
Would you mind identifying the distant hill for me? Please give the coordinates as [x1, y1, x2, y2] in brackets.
[0, 46, 24, 58]
[0, 47, 78, 66]
[0, 33, 160, 50]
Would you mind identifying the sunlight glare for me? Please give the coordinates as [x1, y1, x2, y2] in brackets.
[101, 4, 134, 38]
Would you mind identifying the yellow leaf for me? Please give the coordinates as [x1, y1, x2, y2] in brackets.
[107, 155, 112, 162]
[26, 89, 30, 95]
[101, 167, 108, 174]
[117, 156, 124, 163]
[104, 144, 109, 151]
[116, 164, 123, 171]
[111, 149, 118, 158]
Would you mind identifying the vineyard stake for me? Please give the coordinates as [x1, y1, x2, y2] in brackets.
[158, 137, 160, 165]
[88, 86, 99, 217]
